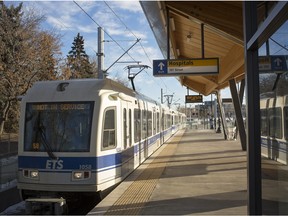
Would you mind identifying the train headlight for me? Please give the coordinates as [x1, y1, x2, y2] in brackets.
[30, 170, 39, 178]
[73, 172, 83, 180]
[72, 171, 91, 181]
[23, 169, 39, 179]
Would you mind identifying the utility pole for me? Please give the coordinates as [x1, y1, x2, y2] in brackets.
[97, 27, 104, 79]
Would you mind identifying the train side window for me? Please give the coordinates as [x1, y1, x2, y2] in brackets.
[148, 111, 152, 137]
[165, 114, 169, 129]
[284, 107, 288, 140]
[102, 107, 116, 150]
[142, 110, 147, 138]
[134, 109, 141, 142]
[153, 112, 156, 135]
[260, 109, 268, 136]
[268, 107, 282, 139]
[157, 113, 159, 133]
[162, 112, 164, 130]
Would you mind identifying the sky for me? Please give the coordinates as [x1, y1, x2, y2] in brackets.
[6, 1, 233, 108]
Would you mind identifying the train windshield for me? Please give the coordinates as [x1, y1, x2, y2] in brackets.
[24, 102, 94, 152]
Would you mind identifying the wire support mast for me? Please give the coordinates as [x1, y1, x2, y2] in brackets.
[125, 65, 151, 91]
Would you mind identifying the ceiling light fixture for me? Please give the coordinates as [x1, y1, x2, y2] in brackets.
[187, 32, 192, 42]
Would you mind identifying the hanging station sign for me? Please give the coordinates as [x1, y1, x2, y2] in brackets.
[222, 98, 233, 103]
[185, 95, 203, 103]
[153, 58, 219, 76]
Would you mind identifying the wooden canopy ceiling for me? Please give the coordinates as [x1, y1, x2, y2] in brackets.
[141, 1, 245, 96]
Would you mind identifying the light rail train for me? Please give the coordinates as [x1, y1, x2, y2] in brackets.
[17, 78, 186, 214]
[260, 95, 288, 165]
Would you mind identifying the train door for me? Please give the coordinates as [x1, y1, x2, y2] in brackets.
[142, 108, 148, 160]
[157, 112, 160, 147]
[134, 104, 141, 167]
[172, 113, 175, 134]
[161, 109, 165, 144]
[121, 104, 131, 177]
[153, 111, 159, 148]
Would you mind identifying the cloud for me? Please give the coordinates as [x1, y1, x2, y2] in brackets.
[108, 1, 142, 13]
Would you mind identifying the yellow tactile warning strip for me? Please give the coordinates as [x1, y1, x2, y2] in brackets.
[105, 129, 185, 215]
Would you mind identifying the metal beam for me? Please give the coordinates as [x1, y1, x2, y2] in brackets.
[233, 79, 245, 140]
[243, 2, 262, 214]
[166, 6, 170, 60]
[247, 1, 288, 50]
[229, 79, 246, 150]
[239, 79, 245, 105]
[216, 91, 228, 140]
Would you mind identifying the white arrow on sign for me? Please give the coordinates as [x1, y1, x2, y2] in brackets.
[158, 62, 165, 70]
[274, 58, 282, 67]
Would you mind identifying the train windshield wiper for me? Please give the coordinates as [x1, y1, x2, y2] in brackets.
[38, 125, 57, 160]
[34, 113, 57, 160]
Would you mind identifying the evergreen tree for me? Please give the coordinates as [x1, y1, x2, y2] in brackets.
[67, 33, 94, 79]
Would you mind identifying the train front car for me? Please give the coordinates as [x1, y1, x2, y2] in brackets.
[17, 79, 103, 214]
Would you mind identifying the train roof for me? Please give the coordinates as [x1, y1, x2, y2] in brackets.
[22, 78, 161, 106]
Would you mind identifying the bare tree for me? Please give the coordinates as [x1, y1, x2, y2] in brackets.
[260, 73, 288, 97]
[0, 2, 62, 134]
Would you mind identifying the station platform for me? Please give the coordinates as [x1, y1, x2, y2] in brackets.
[89, 128, 247, 215]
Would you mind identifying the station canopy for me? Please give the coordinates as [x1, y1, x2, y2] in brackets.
[140, 1, 273, 96]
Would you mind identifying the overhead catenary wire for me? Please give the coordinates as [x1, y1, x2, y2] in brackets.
[103, 0, 152, 79]
[270, 37, 288, 55]
[103, 1, 175, 95]
[103, 1, 152, 65]
[74, 1, 176, 99]
[73, 1, 138, 66]
[270, 37, 288, 52]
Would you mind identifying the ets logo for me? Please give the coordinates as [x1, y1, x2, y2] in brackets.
[46, 159, 64, 169]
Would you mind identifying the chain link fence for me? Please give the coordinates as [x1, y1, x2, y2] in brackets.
[0, 133, 18, 193]
[0, 134, 18, 158]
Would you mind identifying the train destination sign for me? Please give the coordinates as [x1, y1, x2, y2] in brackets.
[185, 95, 203, 103]
[259, 55, 288, 73]
[153, 58, 219, 76]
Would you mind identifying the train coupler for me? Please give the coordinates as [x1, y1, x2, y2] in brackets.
[25, 197, 67, 215]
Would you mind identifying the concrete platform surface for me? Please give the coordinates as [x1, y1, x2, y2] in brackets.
[89, 129, 247, 215]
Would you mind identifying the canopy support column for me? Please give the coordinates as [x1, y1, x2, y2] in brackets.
[216, 91, 228, 140]
[229, 78, 246, 151]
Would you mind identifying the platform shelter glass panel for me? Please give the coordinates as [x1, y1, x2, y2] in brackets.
[259, 20, 288, 215]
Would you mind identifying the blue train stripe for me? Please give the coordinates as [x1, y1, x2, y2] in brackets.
[18, 129, 172, 172]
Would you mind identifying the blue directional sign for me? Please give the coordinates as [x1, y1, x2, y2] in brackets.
[153, 60, 168, 76]
[153, 58, 219, 76]
[271, 56, 287, 71]
[259, 55, 288, 73]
